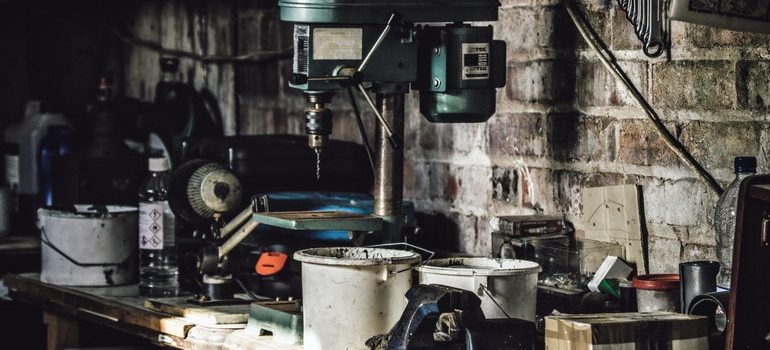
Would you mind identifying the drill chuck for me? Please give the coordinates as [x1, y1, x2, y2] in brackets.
[305, 105, 333, 149]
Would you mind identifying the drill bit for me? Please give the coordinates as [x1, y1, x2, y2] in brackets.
[315, 148, 322, 181]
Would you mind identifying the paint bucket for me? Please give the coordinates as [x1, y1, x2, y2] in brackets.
[294, 247, 422, 350]
[417, 258, 541, 321]
[633, 274, 681, 312]
[38, 205, 138, 286]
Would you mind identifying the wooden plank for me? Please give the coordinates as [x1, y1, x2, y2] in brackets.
[122, 0, 238, 137]
[43, 311, 79, 350]
[728, 175, 770, 349]
[123, 1, 161, 100]
[750, 184, 770, 202]
[145, 297, 249, 326]
[0, 236, 39, 252]
[5, 274, 195, 339]
[0, 2, 29, 129]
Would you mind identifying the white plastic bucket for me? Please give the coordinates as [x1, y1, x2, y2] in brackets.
[38, 205, 138, 286]
[417, 258, 541, 321]
[294, 247, 422, 350]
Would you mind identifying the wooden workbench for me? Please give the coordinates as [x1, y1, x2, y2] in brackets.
[0, 236, 40, 275]
[5, 273, 302, 350]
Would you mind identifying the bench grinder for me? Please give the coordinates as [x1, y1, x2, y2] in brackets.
[190, 0, 507, 303]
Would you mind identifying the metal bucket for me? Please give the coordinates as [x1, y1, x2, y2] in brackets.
[417, 258, 541, 321]
[294, 247, 421, 350]
[38, 205, 138, 286]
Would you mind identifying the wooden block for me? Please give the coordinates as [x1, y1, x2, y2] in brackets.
[145, 297, 249, 326]
[582, 184, 647, 275]
[224, 329, 304, 350]
[44, 311, 79, 350]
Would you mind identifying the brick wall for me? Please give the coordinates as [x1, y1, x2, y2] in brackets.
[405, 0, 770, 273]
[123, 1, 770, 272]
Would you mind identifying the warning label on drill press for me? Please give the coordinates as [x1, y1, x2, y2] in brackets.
[294, 25, 309, 74]
[462, 43, 490, 80]
[313, 28, 362, 61]
[139, 202, 165, 250]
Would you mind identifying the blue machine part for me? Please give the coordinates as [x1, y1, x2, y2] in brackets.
[251, 192, 416, 242]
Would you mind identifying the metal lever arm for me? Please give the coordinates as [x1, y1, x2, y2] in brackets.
[358, 12, 398, 73]
[357, 84, 401, 149]
[218, 206, 254, 240]
[219, 219, 259, 259]
[353, 12, 402, 150]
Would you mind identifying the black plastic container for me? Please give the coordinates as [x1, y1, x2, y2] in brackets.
[679, 261, 720, 313]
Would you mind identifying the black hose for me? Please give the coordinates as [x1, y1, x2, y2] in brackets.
[348, 87, 376, 174]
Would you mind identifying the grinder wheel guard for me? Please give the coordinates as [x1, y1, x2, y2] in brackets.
[169, 159, 243, 225]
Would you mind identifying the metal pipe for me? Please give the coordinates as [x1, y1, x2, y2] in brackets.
[358, 84, 396, 140]
[374, 93, 404, 217]
[218, 206, 253, 239]
[218, 219, 259, 258]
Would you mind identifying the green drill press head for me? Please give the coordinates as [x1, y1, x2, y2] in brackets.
[279, 0, 506, 125]
[278, 0, 501, 24]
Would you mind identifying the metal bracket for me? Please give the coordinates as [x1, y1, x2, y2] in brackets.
[251, 211, 384, 232]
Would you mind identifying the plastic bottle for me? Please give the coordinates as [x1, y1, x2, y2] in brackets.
[17, 108, 71, 232]
[0, 143, 19, 237]
[3, 143, 19, 215]
[153, 57, 220, 166]
[138, 157, 179, 297]
[714, 156, 757, 289]
[38, 126, 77, 207]
[78, 77, 145, 206]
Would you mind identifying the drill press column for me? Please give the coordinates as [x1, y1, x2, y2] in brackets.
[374, 93, 405, 242]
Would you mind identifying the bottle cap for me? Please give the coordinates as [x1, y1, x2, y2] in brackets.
[734, 156, 757, 173]
[160, 57, 180, 73]
[148, 157, 169, 172]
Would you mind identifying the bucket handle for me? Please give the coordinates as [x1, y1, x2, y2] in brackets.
[40, 227, 134, 267]
[476, 281, 512, 319]
[366, 242, 435, 275]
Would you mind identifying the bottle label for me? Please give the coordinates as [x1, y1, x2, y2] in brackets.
[139, 202, 165, 250]
[4, 155, 18, 191]
[462, 43, 490, 80]
[293, 25, 309, 74]
[312, 28, 362, 61]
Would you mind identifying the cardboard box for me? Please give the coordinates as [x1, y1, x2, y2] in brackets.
[545, 312, 708, 350]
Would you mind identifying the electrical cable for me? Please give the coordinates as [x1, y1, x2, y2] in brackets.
[564, 0, 723, 196]
[99, 22, 292, 65]
[234, 275, 271, 301]
[348, 87, 377, 174]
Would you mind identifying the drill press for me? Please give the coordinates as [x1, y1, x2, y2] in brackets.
[189, 0, 507, 303]
[281, 0, 507, 242]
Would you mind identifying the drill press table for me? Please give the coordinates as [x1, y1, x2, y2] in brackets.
[4, 273, 302, 350]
